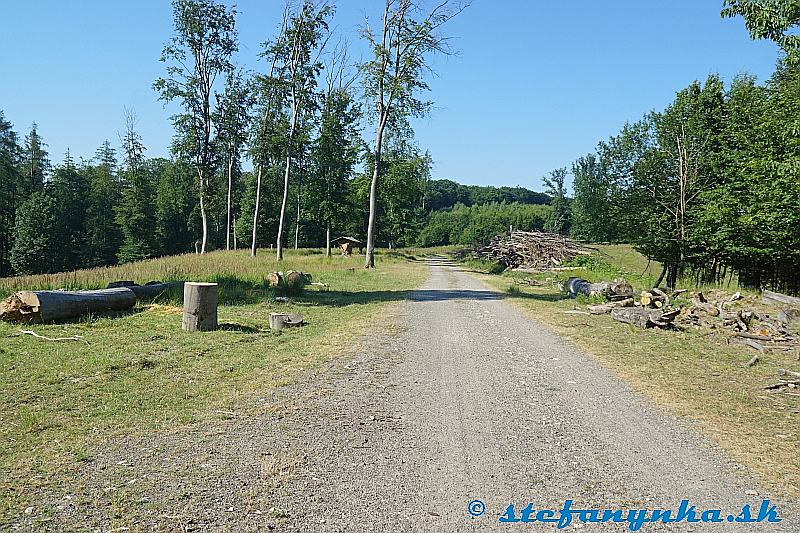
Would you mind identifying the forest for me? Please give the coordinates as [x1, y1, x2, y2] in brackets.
[1, 0, 799, 294]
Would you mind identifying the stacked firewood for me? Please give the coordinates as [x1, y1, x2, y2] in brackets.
[678, 290, 799, 360]
[476, 231, 594, 271]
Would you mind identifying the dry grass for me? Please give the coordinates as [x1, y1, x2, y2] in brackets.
[471, 244, 799, 499]
[0, 248, 428, 523]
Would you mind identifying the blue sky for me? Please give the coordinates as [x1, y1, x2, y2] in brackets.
[0, 1, 780, 191]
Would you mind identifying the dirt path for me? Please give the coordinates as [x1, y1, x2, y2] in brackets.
[15, 257, 797, 531]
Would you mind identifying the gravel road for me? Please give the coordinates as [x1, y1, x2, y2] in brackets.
[13, 257, 797, 531]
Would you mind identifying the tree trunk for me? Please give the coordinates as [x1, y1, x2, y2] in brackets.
[277, 151, 291, 261]
[325, 222, 331, 258]
[365, 119, 386, 269]
[1, 288, 137, 323]
[233, 216, 237, 249]
[199, 169, 208, 255]
[182, 282, 218, 332]
[277, 95, 298, 261]
[294, 158, 302, 250]
[226, 155, 234, 251]
[251, 165, 263, 257]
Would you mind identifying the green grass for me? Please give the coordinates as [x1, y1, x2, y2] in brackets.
[0, 248, 428, 522]
[467, 244, 800, 498]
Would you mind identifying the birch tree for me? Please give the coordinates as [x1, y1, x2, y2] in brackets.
[360, 0, 467, 268]
[154, 0, 237, 254]
[214, 69, 252, 250]
[267, 0, 331, 260]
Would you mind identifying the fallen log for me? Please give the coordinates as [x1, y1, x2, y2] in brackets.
[0, 288, 137, 323]
[587, 298, 634, 315]
[778, 368, 800, 379]
[107, 281, 183, 301]
[567, 278, 633, 299]
[611, 307, 679, 329]
[763, 290, 800, 308]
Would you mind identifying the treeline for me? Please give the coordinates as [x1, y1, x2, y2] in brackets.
[423, 179, 549, 212]
[419, 203, 551, 247]
[565, 66, 800, 292]
[0, 112, 439, 276]
[0, 0, 472, 276]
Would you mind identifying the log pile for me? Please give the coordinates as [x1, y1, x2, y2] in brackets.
[267, 271, 313, 294]
[476, 231, 594, 271]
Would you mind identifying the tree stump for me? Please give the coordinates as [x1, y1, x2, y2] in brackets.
[182, 282, 218, 332]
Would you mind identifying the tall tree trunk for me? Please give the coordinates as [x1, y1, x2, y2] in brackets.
[277, 151, 292, 261]
[364, 119, 386, 269]
[199, 169, 208, 254]
[294, 165, 302, 250]
[251, 165, 263, 257]
[277, 101, 298, 261]
[233, 216, 237, 249]
[226, 154, 233, 251]
[325, 222, 331, 258]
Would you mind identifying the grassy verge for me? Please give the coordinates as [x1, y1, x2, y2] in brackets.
[464, 246, 800, 499]
[0, 249, 428, 521]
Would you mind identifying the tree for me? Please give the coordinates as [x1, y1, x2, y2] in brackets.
[49, 153, 90, 270]
[359, 0, 467, 268]
[19, 123, 49, 197]
[116, 111, 157, 263]
[543, 167, 569, 234]
[570, 153, 611, 242]
[214, 69, 252, 250]
[265, 0, 331, 261]
[307, 42, 360, 255]
[10, 192, 61, 275]
[154, 0, 238, 254]
[0, 111, 20, 276]
[85, 142, 121, 266]
[248, 8, 289, 257]
[723, 0, 800, 63]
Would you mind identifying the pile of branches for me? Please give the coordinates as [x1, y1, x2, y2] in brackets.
[476, 231, 594, 271]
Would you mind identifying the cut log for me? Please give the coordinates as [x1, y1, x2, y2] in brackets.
[182, 282, 218, 332]
[267, 272, 282, 288]
[587, 298, 634, 315]
[269, 312, 304, 330]
[107, 281, 183, 301]
[763, 290, 800, 308]
[691, 296, 720, 317]
[611, 307, 678, 329]
[567, 278, 632, 299]
[0, 288, 137, 323]
[777, 308, 800, 325]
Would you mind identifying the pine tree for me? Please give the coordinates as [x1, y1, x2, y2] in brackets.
[85, 142, 122, 266]
[0, 111, 21, 276]
[10, 191, 61, 275]
[116, 111, 157, 263]
[19, 123, 49, 196]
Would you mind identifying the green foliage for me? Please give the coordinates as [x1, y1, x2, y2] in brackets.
[569, 68, 800, 293]
[423, 179, 550, 212]
[418, 203, 551, 246]
[723, 0, 800, 64]
[543, 167, 570, 234]
[10, 192, 61, 275]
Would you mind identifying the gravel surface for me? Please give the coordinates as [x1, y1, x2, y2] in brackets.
[11, 257, 798, 532]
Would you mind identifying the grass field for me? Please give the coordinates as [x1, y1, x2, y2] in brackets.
[0, 249, 428, 521]
[465, 246, 800, 499]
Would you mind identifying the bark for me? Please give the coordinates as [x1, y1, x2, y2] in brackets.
[763, 290, 800, 307]
[365, 118, 387, 269]
[325, 222, 331, 258]
[226, 155, 234, 251]
[1, 288, 137, 323]
[106, 281, 183, 301]
[251, 165, 263, 257]
[182, 282, 218, 332]
[199, 168, 209, 254]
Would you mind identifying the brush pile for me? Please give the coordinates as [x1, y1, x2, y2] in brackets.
[476, 231, 594, 271]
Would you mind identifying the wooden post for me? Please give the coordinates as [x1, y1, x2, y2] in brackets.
[182, 282, 218, 332]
